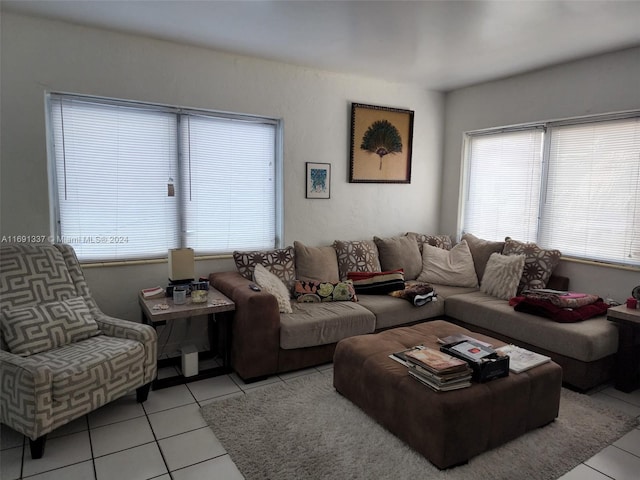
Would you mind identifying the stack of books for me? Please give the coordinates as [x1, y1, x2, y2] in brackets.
[394, 346, 473, 392]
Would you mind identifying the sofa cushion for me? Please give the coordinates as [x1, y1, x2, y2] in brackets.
[416, 240, 478, 288]
[444, 291, 618, 363]
[293, 280, 357, 303]
[293, 241, 339, 283]
[502, 238, 561, 292]
[2, 296, 101, 356]
[333, 240, 381, 280]
[480, 253, 526, 301]
[233, 246, 296, 289]
[462, 233, 505, 282]
[356, 293, 445, 329]
[279, 302, 376, 349]
[253, 264, 293, 314]
[347, 270, 405, 295]
[373, 236, 422, 280]
[406, 232, 453, 252]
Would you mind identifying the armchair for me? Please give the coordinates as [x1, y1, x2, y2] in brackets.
[0, 244, 157, 459]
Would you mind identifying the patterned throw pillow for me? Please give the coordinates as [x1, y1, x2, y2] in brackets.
[293, 280, 357, 303]
[502, 238, 561, 292]
[347, 270, 405, 295]
[406, 232, 453, 252]
[1, 296, 101, 356]
[253, 264, 293, 314]
[233, 246, 296, 289]
[480, 253, 526, 301]
[373, 236, 422, 280]
[332, 240, 381, 281]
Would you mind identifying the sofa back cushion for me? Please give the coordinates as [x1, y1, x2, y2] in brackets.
[461, 233, 505, 283]
[373, 236, 422, 280]
[293, 241, 339, 283]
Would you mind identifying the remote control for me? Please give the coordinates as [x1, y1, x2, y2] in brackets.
[249, 284, 261, 292]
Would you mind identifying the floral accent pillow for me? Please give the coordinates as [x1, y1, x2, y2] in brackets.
[332, 240, 381, 281]
[502, 238, 561, 292]
[406, 232, 453, 252]
[293, 280, 358, 303]
[233, 246, 296, 289]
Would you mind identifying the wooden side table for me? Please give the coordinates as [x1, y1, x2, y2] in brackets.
[607, 304, 640, 392]
[139, 287, 235, 390]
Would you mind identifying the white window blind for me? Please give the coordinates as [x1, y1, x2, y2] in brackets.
[540, 118, 640, 266]
[463, 129, 543, 242]
[50, 98, 180, 261]
[48, 94, 281, 262]
[462, 113, 640, 268]
[180, 116, 276, 253]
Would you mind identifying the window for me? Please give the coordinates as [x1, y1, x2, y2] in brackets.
[47, 94, 282, 262]
[462, 113, 640, 268]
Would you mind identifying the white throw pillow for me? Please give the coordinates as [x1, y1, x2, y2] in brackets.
[253, 263, 293, 314]
[416, 240, 478, 288]
[480, 253, 526, 300]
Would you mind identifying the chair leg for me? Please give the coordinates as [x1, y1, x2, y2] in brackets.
[136, 382, 152, 403]
[29, 435, 47, 459]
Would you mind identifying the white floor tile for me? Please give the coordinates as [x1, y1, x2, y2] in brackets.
[48, 416, 88, 439]
[90, 416, 155, 457]
[158, 427, 225, 472]
[277, 367, 319, 381]
[1, 425, 24, 450]
[599, 386, 640, 407]
[585, 445, 640, 480]
[88, 395, 145, 428]
[171, 455, 244, 480]
[230, 373, 281, 391]
[24, 460, 96, 480]
[147, 403, 207, 440]
[557, 463, 612, 480]
[186, 375, 242, 402]
[94, 442, 167, 480]
[22, 430, 92, 478]
[157, 366, 179, 380]
[590, 392, 640, 417]
[198, 391, 244, 407]
[142, 385, 196, 414]
[0, 445, 23, 480]
[613, 428, 640, 456]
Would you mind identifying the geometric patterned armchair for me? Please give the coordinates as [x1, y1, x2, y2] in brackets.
[0, 244, 157, 459]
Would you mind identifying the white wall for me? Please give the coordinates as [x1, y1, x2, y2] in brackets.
[441, 47, 640, 302]
[0, 13, 443, 351]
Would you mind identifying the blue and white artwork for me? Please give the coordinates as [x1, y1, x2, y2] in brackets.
[310, 168, 327, 193]
[306, 163, 330, 198]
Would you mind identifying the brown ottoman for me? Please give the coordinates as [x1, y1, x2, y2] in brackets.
[333, 320, 562, 469]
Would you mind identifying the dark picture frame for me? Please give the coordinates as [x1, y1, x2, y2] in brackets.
[306, 162, 331, 199]
[349, 103, 414, 183]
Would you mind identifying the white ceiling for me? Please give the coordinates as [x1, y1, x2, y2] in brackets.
[3, 0, 640, 91]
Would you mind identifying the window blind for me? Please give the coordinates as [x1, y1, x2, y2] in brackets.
[540, 118, 640, 266]
[463, 129, 543, 242]
[50, 98, 180, 261]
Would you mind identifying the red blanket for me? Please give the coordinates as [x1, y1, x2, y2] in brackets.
[510, 296, 609, 323]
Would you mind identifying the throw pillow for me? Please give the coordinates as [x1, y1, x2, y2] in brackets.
[2, 296, 101, 356]
[406, 232, 453, 252]
[480, 253, 526, 301]
[293, 280, 358, 303]
[233, 246, 296, 289]
[347, 270, 405, 295]
[461, 233, 505, 283]
[373, 236, 422, 280]
[253, 263, 293, 314]
[502, 238, 561, 292]
[293, 241, 339, 283]
[332, 240, 381, 281]
[416, 240, 478, 287]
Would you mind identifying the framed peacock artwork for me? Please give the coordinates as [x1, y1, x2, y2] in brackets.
[349, 103, 414, 183]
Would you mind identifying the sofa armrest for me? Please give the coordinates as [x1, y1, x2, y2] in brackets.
[209, 271, 281, 380]
[93, 314, 158, 384]
[0, 350, 54, 439]
[547, 275, 570, 291]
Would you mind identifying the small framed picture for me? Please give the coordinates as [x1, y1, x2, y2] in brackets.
[306, 162, 331, 199]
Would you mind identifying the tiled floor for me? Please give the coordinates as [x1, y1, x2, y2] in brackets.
[1, 364, 639, 480]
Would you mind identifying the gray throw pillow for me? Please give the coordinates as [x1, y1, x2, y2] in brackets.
[373, 235, 422, 281]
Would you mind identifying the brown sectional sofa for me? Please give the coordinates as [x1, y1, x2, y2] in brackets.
[209, 234, 619, 391]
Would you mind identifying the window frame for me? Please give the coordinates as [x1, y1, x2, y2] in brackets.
[46, 92, 284, 263]
[460, 109, 640, 269]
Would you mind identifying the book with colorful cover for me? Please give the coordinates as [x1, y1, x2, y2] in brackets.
[405, 347, 469, 374]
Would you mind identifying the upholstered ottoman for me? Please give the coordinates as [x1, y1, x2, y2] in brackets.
[333, 320, 562, 469]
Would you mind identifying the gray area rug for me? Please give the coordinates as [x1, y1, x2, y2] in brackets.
[200, 372, 638, 480]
